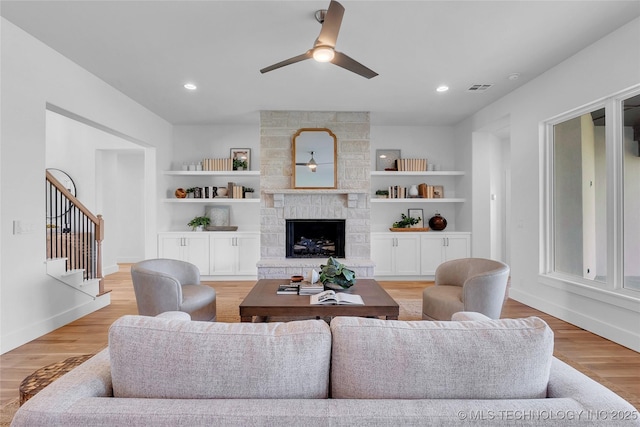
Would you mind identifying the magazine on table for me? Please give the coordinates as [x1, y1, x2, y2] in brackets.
[310, 290, 364, 305]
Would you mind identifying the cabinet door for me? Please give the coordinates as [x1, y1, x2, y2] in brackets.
[235, 233, 260, 276]
[420, 235, 445, 275]
[158, 235, 184, 261]
[443, 235, 470, 262]
[209, 235, 236, 275]
[371, 234, 395, 276]
[182, 234, 210, 274]
[394, 235, 421, 275]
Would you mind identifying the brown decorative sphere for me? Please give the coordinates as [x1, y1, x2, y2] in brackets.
[428, 213, 447, 231]
[175, 188, 187, 198]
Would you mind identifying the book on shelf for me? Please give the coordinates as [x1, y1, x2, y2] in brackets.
[397, 158, 427, 172]
[298, 281, 324, 295]
[276, 283, 300, 295]
[310, 290, 364, 305]
[201, 158, 232, 171]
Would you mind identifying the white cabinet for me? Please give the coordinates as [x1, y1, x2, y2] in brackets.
[209, 232, 260, 277]
[371, 233, 421, 276]
[420, 233, 471, 275]
[157, 233, 210, 274]
[158, 231, 259, 278]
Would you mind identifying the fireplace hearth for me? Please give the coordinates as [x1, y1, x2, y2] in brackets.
[286, 219, 345, 258]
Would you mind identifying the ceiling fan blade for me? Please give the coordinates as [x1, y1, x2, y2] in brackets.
[260, 51, 312, 74]
[331, 51, 378, 79]
[315, 0, 344, 48]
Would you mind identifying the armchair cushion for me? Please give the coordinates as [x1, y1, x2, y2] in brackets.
[109, 315, 331, 399]
[330, 316, 553, 400]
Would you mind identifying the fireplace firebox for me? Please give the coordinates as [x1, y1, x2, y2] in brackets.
[286, 219, 345, 258]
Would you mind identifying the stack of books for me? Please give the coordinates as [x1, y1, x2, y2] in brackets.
[276, 283, 300, 295]
[298, 281, 324, 295]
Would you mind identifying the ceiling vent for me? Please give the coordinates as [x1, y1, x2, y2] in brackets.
[467, 84, 493, 92]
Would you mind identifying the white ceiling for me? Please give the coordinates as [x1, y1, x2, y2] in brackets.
[2, 1, 639, 126]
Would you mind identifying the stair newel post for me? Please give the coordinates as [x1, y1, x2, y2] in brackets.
[96, 214, 105, 294]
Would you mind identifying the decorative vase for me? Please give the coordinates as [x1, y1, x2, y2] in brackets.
[428, 212, 447, 231]
[217, 188, 228, 197]
[408, 184, 419, 197]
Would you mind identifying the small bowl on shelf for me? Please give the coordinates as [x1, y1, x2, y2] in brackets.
[290, 275, 304, 283]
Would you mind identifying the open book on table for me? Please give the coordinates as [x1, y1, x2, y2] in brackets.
[310, 290, 364, 305]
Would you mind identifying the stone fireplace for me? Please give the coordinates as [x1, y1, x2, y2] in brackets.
[257, 111, 374, 279]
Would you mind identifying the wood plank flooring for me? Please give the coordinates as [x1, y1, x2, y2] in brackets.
[1, 264, 639, 407]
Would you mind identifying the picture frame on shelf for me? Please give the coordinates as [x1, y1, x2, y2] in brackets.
[408, 208, 424, 228]
[230, 148, 250, 170]
[376, 149, 401, 171]
[433, 185, 444, 199]
[206, 205, 230, 226]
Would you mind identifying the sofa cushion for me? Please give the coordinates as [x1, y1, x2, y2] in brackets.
[109, 315, 331, 399]
[330, 316, 553, 399]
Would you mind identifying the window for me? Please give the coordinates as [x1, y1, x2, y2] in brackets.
[543, 86, 640, 294]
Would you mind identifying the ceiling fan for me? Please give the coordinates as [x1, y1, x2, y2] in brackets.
[260, 0, 378, 79]
[296, 151, 332, 172]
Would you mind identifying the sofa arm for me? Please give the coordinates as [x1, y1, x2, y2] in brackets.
[156, 311, 191, 321]
[548, 357, 639, 422]
[451, 311, 491, 321]
[11, 349, 113, 427]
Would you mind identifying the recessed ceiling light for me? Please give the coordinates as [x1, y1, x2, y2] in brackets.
[436, 85, 449, 93]
[184, 83, 197, 90]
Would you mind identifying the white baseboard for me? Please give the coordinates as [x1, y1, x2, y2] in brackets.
[0, 293, 110, 354]
[509, 288, 640, 352]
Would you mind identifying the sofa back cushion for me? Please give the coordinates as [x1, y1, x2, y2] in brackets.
[109, 315, 331, 399]
[330, 316, 553, 399]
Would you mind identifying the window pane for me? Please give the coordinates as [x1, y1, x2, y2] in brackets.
[623, 94, 640, 291]
[553, 108, 606, 282]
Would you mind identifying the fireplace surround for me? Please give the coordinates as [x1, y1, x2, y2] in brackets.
[257, 110, 374, 279]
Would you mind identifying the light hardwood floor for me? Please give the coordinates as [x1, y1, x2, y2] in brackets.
[1, 264, 639, 408]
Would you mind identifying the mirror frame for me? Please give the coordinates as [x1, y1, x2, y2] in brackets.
[292, 128, 337, 189]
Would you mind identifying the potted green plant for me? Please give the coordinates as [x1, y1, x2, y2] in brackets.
[233, 158, 247, 171]
[243, 187, 255, 199]
[187, 215, 210, 231]
[186, 187, 196, 198]
[375, 189, 389, 198]
[319, 257, 356, 290]
[392, 213, 421, 228]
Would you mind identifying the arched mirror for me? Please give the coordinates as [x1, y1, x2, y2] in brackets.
[293, 128, 337, 189]
[46, 168, 76, 219]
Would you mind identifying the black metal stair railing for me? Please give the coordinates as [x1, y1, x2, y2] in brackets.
[45, 171, 105, 294]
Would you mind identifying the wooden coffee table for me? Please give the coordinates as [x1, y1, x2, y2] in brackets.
[239, 279, 399, 322]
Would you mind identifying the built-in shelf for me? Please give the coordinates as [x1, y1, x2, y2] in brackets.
[163, 170, 260, 176]
[162, 198, 259, 203]
[263, 189, 369, 195]
[370, 171, 465, 176]
[370, 198, 466, 203]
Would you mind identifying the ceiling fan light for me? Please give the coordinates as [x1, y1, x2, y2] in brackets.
[313, 46, 335, 62]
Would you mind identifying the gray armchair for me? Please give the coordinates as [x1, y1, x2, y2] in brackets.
[131, 259, 216, 321]
[422, 258, 510, 320]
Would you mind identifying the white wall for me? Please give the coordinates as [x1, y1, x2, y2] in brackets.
[0, 18, 172, 353]
[456, 17, 640, 350]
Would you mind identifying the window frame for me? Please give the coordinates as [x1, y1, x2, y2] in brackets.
[540, 84, 640, 302]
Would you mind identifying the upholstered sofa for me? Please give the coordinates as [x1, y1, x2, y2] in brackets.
[12, 312, 639, 426]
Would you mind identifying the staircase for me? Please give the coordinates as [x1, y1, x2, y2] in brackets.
[45, 170, 108, 298]
[45, 258, 101, 298]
